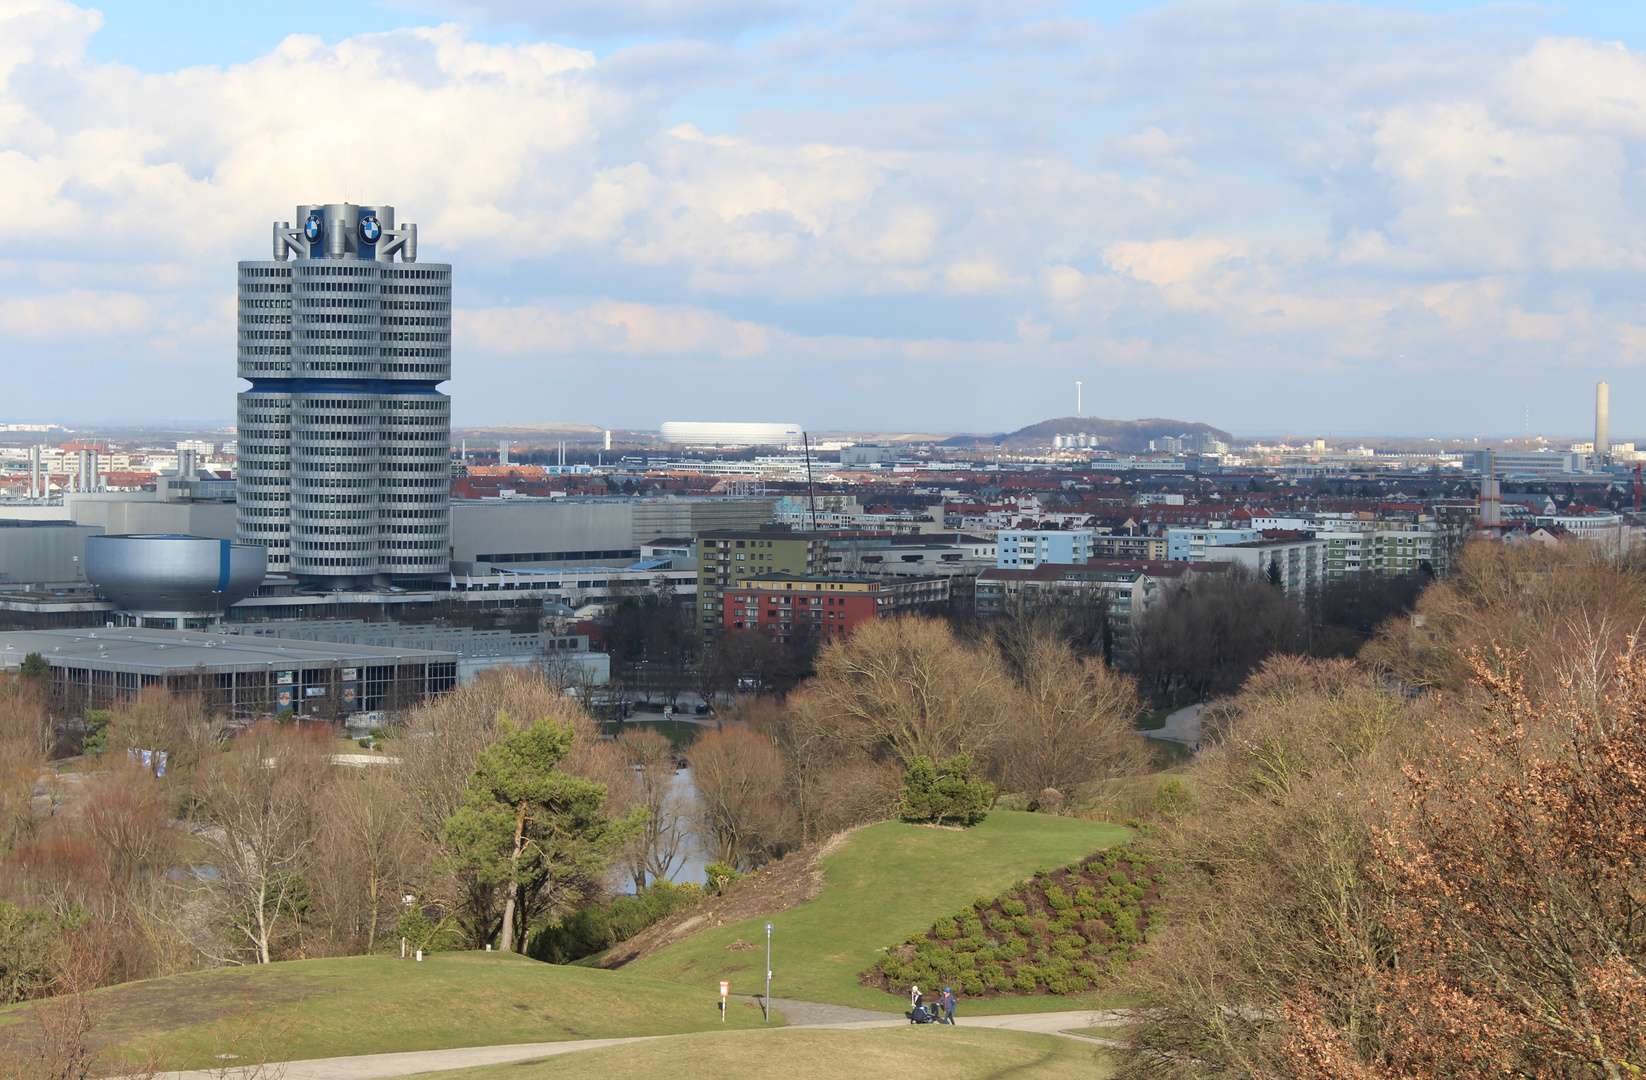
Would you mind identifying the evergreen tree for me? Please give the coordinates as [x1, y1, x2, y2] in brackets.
[443, 715, 641, 952]
[900, 754, 993, 826]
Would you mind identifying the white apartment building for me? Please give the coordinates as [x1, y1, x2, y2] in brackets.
[1196, 536, 1327, 598]
[1167, 528, 1262, 562]
[997, 529, 1095, 569]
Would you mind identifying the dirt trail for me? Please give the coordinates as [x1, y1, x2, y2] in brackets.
[593, 829, 857, 970]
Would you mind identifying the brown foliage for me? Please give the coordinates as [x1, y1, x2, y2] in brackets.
[1277, 649, 1646, 1078]
[1363, 541, 1646, 704]
[188, 723, 332, 965]
[1116, 656, 1432, 1077]
[616, 730, 692, 889]
[689, 726, 796, 869]
[308, 768, 419, 955]
[792, 616, 1012, 763]
[0, 676, 51, 854]
[102, 687, 220, 781]
[733, 694, 900, 844]
[390, 667, 614, 848]
[992, 637, 1149, 799]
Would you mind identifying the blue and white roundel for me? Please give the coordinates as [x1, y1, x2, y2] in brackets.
[303, 217, 323, 243]
[359, 215, 381, 244]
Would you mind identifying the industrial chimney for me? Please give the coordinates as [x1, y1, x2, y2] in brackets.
[1597, 381, 1611, 468]
[1478, 449, 1503, 529]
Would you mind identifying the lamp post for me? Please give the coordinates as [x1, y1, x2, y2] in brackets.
[764, 921, 773, 1022]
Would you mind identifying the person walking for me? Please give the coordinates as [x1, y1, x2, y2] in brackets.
[940, 986, 956, 1025]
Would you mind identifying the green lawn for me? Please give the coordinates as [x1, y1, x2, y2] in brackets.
[391, 1026, 1110, 1080]
[1144, 736, 1194, 769]
[1134, 707, 1172, 731]
[0, 952, 771, 1073]
[627, 811, 1130, 1014]
[599, 718, 704, 746]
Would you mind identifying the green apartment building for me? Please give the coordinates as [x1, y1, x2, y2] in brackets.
[1323, 526, 1447, 579]
[695, 527, 829, 632]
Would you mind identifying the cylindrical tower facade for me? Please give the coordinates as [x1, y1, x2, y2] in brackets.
[236, 203, 450, 586]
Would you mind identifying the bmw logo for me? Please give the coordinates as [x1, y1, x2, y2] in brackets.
[303, 217, 323, 243]
[359, 215, 382, 244]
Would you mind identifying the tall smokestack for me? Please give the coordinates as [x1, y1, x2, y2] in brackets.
[1597, 381, 1611, 468]
[1479, 449, 1502, 528]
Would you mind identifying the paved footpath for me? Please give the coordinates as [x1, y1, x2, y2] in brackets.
[154, 1005, 1128, 1080]
[1147, 703, 1205, 750]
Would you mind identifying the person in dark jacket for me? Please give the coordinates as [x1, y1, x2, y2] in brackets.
[939, 986, 956, 1025]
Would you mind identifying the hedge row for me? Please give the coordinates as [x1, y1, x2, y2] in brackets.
[861, 846, 1164, 998]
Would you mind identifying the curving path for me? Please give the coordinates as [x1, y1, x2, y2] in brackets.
[153, 1005, 1129, 1080]
[1145, 703, 1204, 751]
[155, 1036, 665, 1080]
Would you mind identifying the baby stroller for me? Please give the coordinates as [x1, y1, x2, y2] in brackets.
[908, 1004, 937, 1024]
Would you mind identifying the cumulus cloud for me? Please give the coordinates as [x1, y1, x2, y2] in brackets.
[456, 300, 775, 357]
[0, 289, 151, 340]
[7, 0, 1646, 432]
[406, 0, 804, 39]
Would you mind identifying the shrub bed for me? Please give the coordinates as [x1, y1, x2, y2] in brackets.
[859, 845, 1164, 998]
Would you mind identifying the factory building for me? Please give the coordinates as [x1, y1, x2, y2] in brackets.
[237, 203, 451, 585]
[450, 496, 775, 571]
[0, 521, 103, 591]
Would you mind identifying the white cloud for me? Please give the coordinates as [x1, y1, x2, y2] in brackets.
[0, 288, 151, 340]
[456, 300, 775, 357]
[9, 1, 1646, 432]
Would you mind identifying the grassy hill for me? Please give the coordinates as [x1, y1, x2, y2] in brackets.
[627, 811, 1130, 1013]
[0, 952, 771, 1072]
[392, 1026, 1108, 1080]
[939, 416, 1232, 453]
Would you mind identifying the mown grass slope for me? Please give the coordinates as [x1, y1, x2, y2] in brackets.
[628, 811, 1129, 1013]
[391, 1026, 1110, 1080]
[0, 951, 771, 1071]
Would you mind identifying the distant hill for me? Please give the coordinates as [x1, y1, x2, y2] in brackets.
[942, 416, 1233, 454]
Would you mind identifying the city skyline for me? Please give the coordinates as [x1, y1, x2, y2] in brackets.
[8, 0, 1646, 434]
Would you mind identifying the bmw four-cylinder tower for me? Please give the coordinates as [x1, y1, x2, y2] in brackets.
[236, 204, 451, 586]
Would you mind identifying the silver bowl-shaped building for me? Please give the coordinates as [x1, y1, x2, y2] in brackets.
[85, 535, 267, 615]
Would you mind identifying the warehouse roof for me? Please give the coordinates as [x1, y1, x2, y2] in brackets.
[0, 627, 458, 675]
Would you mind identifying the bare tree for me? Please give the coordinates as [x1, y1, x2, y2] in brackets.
[788, 616, 1011, 764]
[309, 768, 418, 954]
[991, 635, 1151, 799]
[614, 730, 693, 888]
[191, 724, 330, 964]
[690, 727, 796, 869]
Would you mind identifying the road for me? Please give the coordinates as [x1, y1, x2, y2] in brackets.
[153, 1005, 1128, 1080]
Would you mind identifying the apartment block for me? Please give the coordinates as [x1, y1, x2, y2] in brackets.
[996, 529, 1094, 569]
[1091, 534, 1167, 561]
[1166, 528, 1263, 561]
[695, 527, 828, 631]
[723, 572, 949, 641]
[1320, 525, 1446, 578]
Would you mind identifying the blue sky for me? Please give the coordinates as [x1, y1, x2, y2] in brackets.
[7, 0, 1646, 436]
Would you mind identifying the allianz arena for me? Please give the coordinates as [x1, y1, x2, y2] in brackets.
[659, 422, 804, 448]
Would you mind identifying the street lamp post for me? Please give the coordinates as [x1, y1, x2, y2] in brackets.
[764, 922, 773, 1022]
